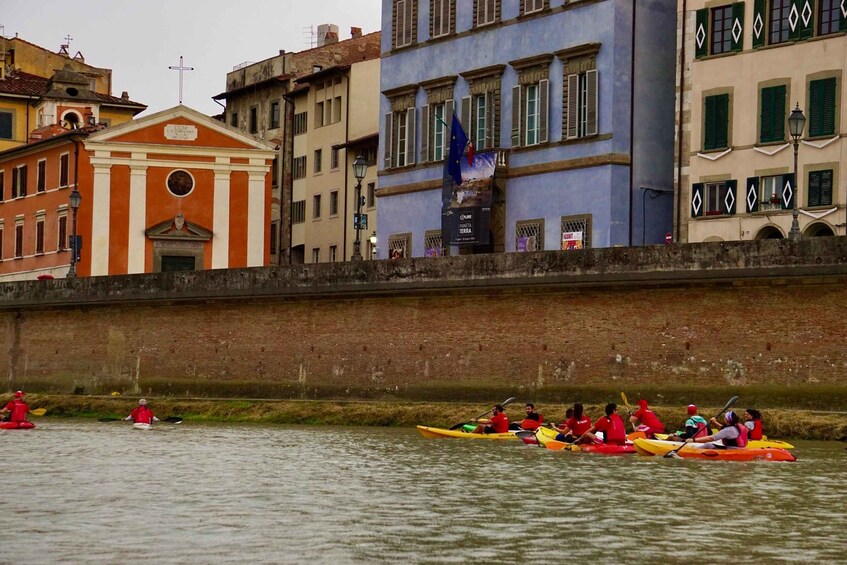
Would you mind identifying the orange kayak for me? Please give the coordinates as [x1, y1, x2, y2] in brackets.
[633, 439, 796, 462]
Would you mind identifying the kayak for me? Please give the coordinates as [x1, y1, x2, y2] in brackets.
[532, 427, 635, 454]
[655, 433, 794, 450]
[633, 438, 796, 462]
[416, 425, 517, 440]
[133, 422, 153, 430]
[0, 421, 35, 430]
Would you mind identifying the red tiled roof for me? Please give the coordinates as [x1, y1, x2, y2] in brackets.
[0, 70, 146, 108]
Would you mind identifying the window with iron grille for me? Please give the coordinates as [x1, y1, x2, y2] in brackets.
[424, 230, 447, 257]
[292, 200, 306, 223]
[293, 112, 307, 135]
[515, 219, 544, 251]
[293, 156, 307, 179]
[561, 215, 591, 249]
[59, 154, 69, 187]
[58, 214, 68, 250]
[388, 233, 411, 258]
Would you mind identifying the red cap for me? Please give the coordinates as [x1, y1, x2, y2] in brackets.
[14, 390, 24, 397]
[687, 404, 697, 415]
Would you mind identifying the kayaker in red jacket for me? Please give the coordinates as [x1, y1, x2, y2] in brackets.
[519, 403, 543, 430]
[1, 391, 30, 423]
[472, 404, 509, 434]
[554, 403, 592, 441]
[631, 399, 665, 437]
[743, 408, 764, 440]
[124, 399, 159, 425]
[577, 403, 627, 445]
[685, 411, 749, 448]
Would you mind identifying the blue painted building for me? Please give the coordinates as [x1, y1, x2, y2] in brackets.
[377, 0, 677, 258]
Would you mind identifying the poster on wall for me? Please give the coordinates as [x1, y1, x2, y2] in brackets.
[516, 236, 538, 252]
[562, 231, 584, 250]
[441, 151, 495, 245]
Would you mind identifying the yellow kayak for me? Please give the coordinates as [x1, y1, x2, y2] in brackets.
[654, 433, 794, 449]
[416, 425, 518, 440]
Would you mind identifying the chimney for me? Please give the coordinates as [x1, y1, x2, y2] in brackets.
[121, 91, 129, 101]
[324, 31, 338, 45]
[351, 27, 362, 39]
[317, 24, 339, 47]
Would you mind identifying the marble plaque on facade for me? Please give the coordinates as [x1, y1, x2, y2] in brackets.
[164, 124, 198, 141]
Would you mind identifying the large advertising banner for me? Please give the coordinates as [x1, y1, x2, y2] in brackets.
[441, 151, 495, 246]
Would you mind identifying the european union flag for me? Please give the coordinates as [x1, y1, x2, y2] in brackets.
[447, 113, 468, 186]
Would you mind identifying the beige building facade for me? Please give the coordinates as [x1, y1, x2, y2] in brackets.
[676, 0, 846, 242]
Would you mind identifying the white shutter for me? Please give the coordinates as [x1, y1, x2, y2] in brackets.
[406, 107, 416, 166]
[566, 74, 579, 139]
[384, 112, 393, 168]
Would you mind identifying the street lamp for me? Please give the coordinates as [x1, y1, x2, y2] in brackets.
[351, 154, 368, 260]
[788, 103, 806, 241]
[67, 187, 81, 277]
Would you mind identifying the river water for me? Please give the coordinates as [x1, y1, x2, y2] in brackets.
[1, 420, 845, 563]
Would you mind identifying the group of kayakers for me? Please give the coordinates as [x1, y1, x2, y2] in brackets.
[1, 392, 158, 425]
[470, 399, 766, 448]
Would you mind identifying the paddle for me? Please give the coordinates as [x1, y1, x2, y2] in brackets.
[620, 392, 637, 432]
[98, 416, 183, 424]
[30, 408, 47, 416]
[664, 396, 739, 459]
[449, 397, 516, 430]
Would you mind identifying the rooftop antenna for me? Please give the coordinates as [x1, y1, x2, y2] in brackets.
[168, 55, 194, 105]
[303, 25, 316, 49]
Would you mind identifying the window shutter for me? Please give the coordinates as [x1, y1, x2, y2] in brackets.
[753, 0, 766, 48]
[731, 3, 744, 51]
[789, 0, 801, 40]
[716, 94, 728, 149]
[704, 96, 716, 150]
[566, 74, 579, 139]
[691, 183, 705, 218]
[809, 78, 836, 137]
[821, 169, 833, 205]
[800, 0, 814, 39]
[841, 0, 847, 32]
[445, 99, 454, 152]
[511, 84, 522, 147]
[773, 85, 785, 141]
[485, 91, 494, 149]
[472, 0, 478, 27]
[406, 107, 416, 166]
[585, 70, 598, 136]
[822, 77, 836, 136]
[461, 95, 472, 144]
[760, 88, 774, 143]
[781, 173, 795, 209]
[808, 170, 822, 207]
[421, 104, 430, 162]
[723, 179, 737, 215]
[746, 177, 760, 212]
[384, 112, 393, 168]
[695, 8, 709, 58]
[539, 78, 549, 143]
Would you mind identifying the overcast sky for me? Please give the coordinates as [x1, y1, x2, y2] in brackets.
[1, 0, 383, 116]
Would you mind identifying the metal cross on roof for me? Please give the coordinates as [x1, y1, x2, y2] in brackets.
[168, 55, 194, 105]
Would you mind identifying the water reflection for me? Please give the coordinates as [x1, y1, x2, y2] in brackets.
[1, 421, 845, 563]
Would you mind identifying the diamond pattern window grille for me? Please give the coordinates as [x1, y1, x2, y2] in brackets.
[516, 219, 544, 251]
[561, 215, 591, 249]
[388, 233, 411, 258]
[424, 230, 447, 257]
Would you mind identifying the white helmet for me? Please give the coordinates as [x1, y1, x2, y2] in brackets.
[138, 399, 147, 406]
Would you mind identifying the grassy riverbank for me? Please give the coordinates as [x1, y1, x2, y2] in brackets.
[12, 394, 847, 440]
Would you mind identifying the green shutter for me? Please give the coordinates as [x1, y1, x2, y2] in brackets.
[800, 0, 815, 39]
[841, 0, 847, 32]
[715, 94, 729, 149]
[746, 177, 760, 212]
[692, 183, 705, 217]
[809, 78, 836, 137]
[760, 85, 786, 143]
[782, 173, 795, 209]
[731, 3, 745, 52]
[808, 170, 822, 207]
[789, 0, 801, 40]
[704, 96, 716, 150]
[753, 0, 766, 47]
[695, 8, 709, 58]
[724, 180, 738, 215]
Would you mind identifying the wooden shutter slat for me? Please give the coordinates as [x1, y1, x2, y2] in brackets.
[511, 84, 521, 147]
[586, 70, 598, 136]
[539, 78, 549, 143]
[566, 74, 579, 139]
[808, 170, 822, 207]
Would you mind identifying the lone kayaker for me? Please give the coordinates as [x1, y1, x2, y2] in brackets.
[630, 399, 665, 438]
[666, 404, 709, 441]
[516, 403, 543, 430]
[124, 399, 159, 425]
[685, 411, 749, 448]
[576, 403, 627, 445]
[1, 391, 31, 423]
[471, 404, 509, 434]
[553, 403, 591, 442]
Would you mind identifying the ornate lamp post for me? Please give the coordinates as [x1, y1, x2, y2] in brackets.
[351, 154, 368, 260]
[67, 187, 81, 277]
[788, 103, 806, 241]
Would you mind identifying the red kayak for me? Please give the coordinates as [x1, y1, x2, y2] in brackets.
[0, 421, 35, 430]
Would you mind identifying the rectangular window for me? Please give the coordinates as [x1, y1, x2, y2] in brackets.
[385, 107, 416, 168]
[566, 70, 598, 139]
[15, 223, 23, 258]
[705, 181, 729, 214]
[704, 93, 729, 150]
[516, 219, 544, 251]
[711, 5, 733, 55]
[269, 101, 280, 129]
[760, 175, 783, 210]
[269, 222, 278, 254]
[431, 0, 452, 37]
[311, 247, 321, 263]
[819, 0, 842, 35]
[424, 230, 445, 257]
[561, 214, 592, 250]
[293, 112, 308, 135]
[316, 102, 325, 127]
[329, 245, 337, 263]
[293, 156, 307, 179]
[292, 200, 306, 223]
[60, 154, 69, 187]
[230, 112, 238, 127]
[808, 169, 834, 207]
[12, 165, 27, 198]
[809, 77, 836, 137]
[396, 110, 408, 166]
[271, 158, 279, 187]
[314, 149, 323, 174]
[313, 194, 322, 219]
[331, 148, 340, 169]
[474, 95, 487, 149]
[19, 165, 27, 196]
[37, 160, 46, 193]
[388, 233, 411, 258]
[759, 85, 786, 143]
[394, 0, 416, 48]
[521, 0, 546, 15]
[0, 111, 12, 140]
[330, 190, 339, 216]
[58, 215, 68, 250]
[35, 219, 44, 254]
[432, 103, 446, 160]
[476, 0, 498, 26]
[249, 107, 258, 133]
[770, 0, 791, 44]
[525, 84, 540, 146]
[333, 96, 342, 123]
[367, 182, 376, 208]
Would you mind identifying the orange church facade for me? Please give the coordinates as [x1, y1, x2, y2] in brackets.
[0, 106, 276, 280]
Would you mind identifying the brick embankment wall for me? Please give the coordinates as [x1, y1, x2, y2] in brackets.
[1, 238, 846, 402]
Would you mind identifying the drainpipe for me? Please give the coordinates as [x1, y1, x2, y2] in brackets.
[628, 1, 637, 246]
[676, 0, 687, 242]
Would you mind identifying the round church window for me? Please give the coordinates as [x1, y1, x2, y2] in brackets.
[167, 170, 194, 197]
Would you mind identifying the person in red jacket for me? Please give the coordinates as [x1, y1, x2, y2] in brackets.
[577, 403, 628, 445]
[518, 403, 543, 430]
[124, 399, 159, 425]
[472, 404, 509, 434]
[1, 391, 30, 423]
[553, 403, 592, 442]
[630, 399, 665, 438]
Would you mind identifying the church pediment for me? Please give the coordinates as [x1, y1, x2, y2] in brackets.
[146, 214, 212, 241]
